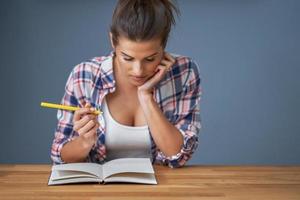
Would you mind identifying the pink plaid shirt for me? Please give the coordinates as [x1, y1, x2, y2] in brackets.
[51, 51, 202, 168]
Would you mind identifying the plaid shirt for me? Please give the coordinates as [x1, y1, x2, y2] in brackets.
[51, 51, 202, 168]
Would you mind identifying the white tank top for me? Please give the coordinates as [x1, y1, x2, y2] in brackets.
[102, 98, 152, 161]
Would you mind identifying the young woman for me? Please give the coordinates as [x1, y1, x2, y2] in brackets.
[51, 0, 202, 168]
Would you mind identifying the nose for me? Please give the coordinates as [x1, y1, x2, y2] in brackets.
[132, 61, 143, 76]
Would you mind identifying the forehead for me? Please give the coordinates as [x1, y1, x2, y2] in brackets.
[116, 36, 162, 57]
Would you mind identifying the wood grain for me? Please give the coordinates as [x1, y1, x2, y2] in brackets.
[0, 164, 300, 200]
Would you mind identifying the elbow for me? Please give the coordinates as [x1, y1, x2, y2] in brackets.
[166, 138, 199, 169]
[50, 140, 68, 165]
[156, 150, 191, 169]
[167, 153, 191, 168]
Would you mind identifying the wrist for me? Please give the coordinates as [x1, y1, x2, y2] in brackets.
[78, 136, 94, 151]
[61, 137, 91, 163]
[137, 88, 153, 103]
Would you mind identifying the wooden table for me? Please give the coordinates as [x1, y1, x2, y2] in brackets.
[0, 164, 300, 199]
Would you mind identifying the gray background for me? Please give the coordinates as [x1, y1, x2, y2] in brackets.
[0, 0, 299, 165]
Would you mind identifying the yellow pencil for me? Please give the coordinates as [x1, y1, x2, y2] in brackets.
[40, 102, 102, 115]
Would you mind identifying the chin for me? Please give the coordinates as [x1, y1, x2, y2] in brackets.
[128, 75, 149, 86]
[129, 80, 145, 87]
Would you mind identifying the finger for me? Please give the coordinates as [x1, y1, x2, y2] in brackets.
[73, 107, 94, 122]
[143, 67, 165, 88]
[157, 65, 169, 73]
[85, 103, 98, 115]
[160, 59, 169, 66]
[164, 52, 176, 63]
[161, 57, 175, 69]
[78, 120, 99, 136]
[83, 123, 99, 139]
[160, 60, 173, 70]
[78, 120, 96, 136]
[85, 102, 91, 108]
[73, 114, 96, 131]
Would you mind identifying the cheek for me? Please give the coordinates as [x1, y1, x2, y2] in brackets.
[145, 61, 161, 73]
[118, 59, 131, 72]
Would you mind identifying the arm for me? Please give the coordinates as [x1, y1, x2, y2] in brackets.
[51, 66, 99, 164]
[138, 95, 184, 157]
[155, 82, 201, 168]
[138, 54, 202, 168]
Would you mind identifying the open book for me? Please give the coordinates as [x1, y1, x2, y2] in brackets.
[48, 158, 157, 185]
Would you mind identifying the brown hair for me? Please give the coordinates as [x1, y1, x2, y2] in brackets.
[110, 0, 180, 48]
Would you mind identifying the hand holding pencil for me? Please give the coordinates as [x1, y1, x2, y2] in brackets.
[41, 101, 101, 152]
[72, 102, 100, 148]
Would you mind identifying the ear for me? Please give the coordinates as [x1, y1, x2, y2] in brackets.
[109, 32, 115, 49]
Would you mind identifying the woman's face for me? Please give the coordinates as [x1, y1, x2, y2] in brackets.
[110, 34, 164, 86]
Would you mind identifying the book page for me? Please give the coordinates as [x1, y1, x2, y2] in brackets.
[51, 163, 103, 180]
[50, 170, 98, 181]
[102, 158, 154, 179]
[48, 176, 102, 185]
[104, 173, 157, 184]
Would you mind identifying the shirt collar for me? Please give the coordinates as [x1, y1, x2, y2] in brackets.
[101, 51, 115, 73]
[100, 51, 116, 92]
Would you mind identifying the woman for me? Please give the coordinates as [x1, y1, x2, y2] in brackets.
[51, 0, 202, 168]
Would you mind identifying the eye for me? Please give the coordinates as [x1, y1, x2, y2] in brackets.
[145, 58, 155, 62]
[123, 57, 133, 61]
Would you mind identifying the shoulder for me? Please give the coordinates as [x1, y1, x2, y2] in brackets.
[71, 54, 112, 81]
[168, 53, 201, 88]
[64, 54, 114, 106]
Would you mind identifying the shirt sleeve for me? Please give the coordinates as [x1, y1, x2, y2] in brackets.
[50, 70, 80, 164]
[154, 59, 202, 168]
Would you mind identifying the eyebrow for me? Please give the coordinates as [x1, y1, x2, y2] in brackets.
[121, 51, 158, 59]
